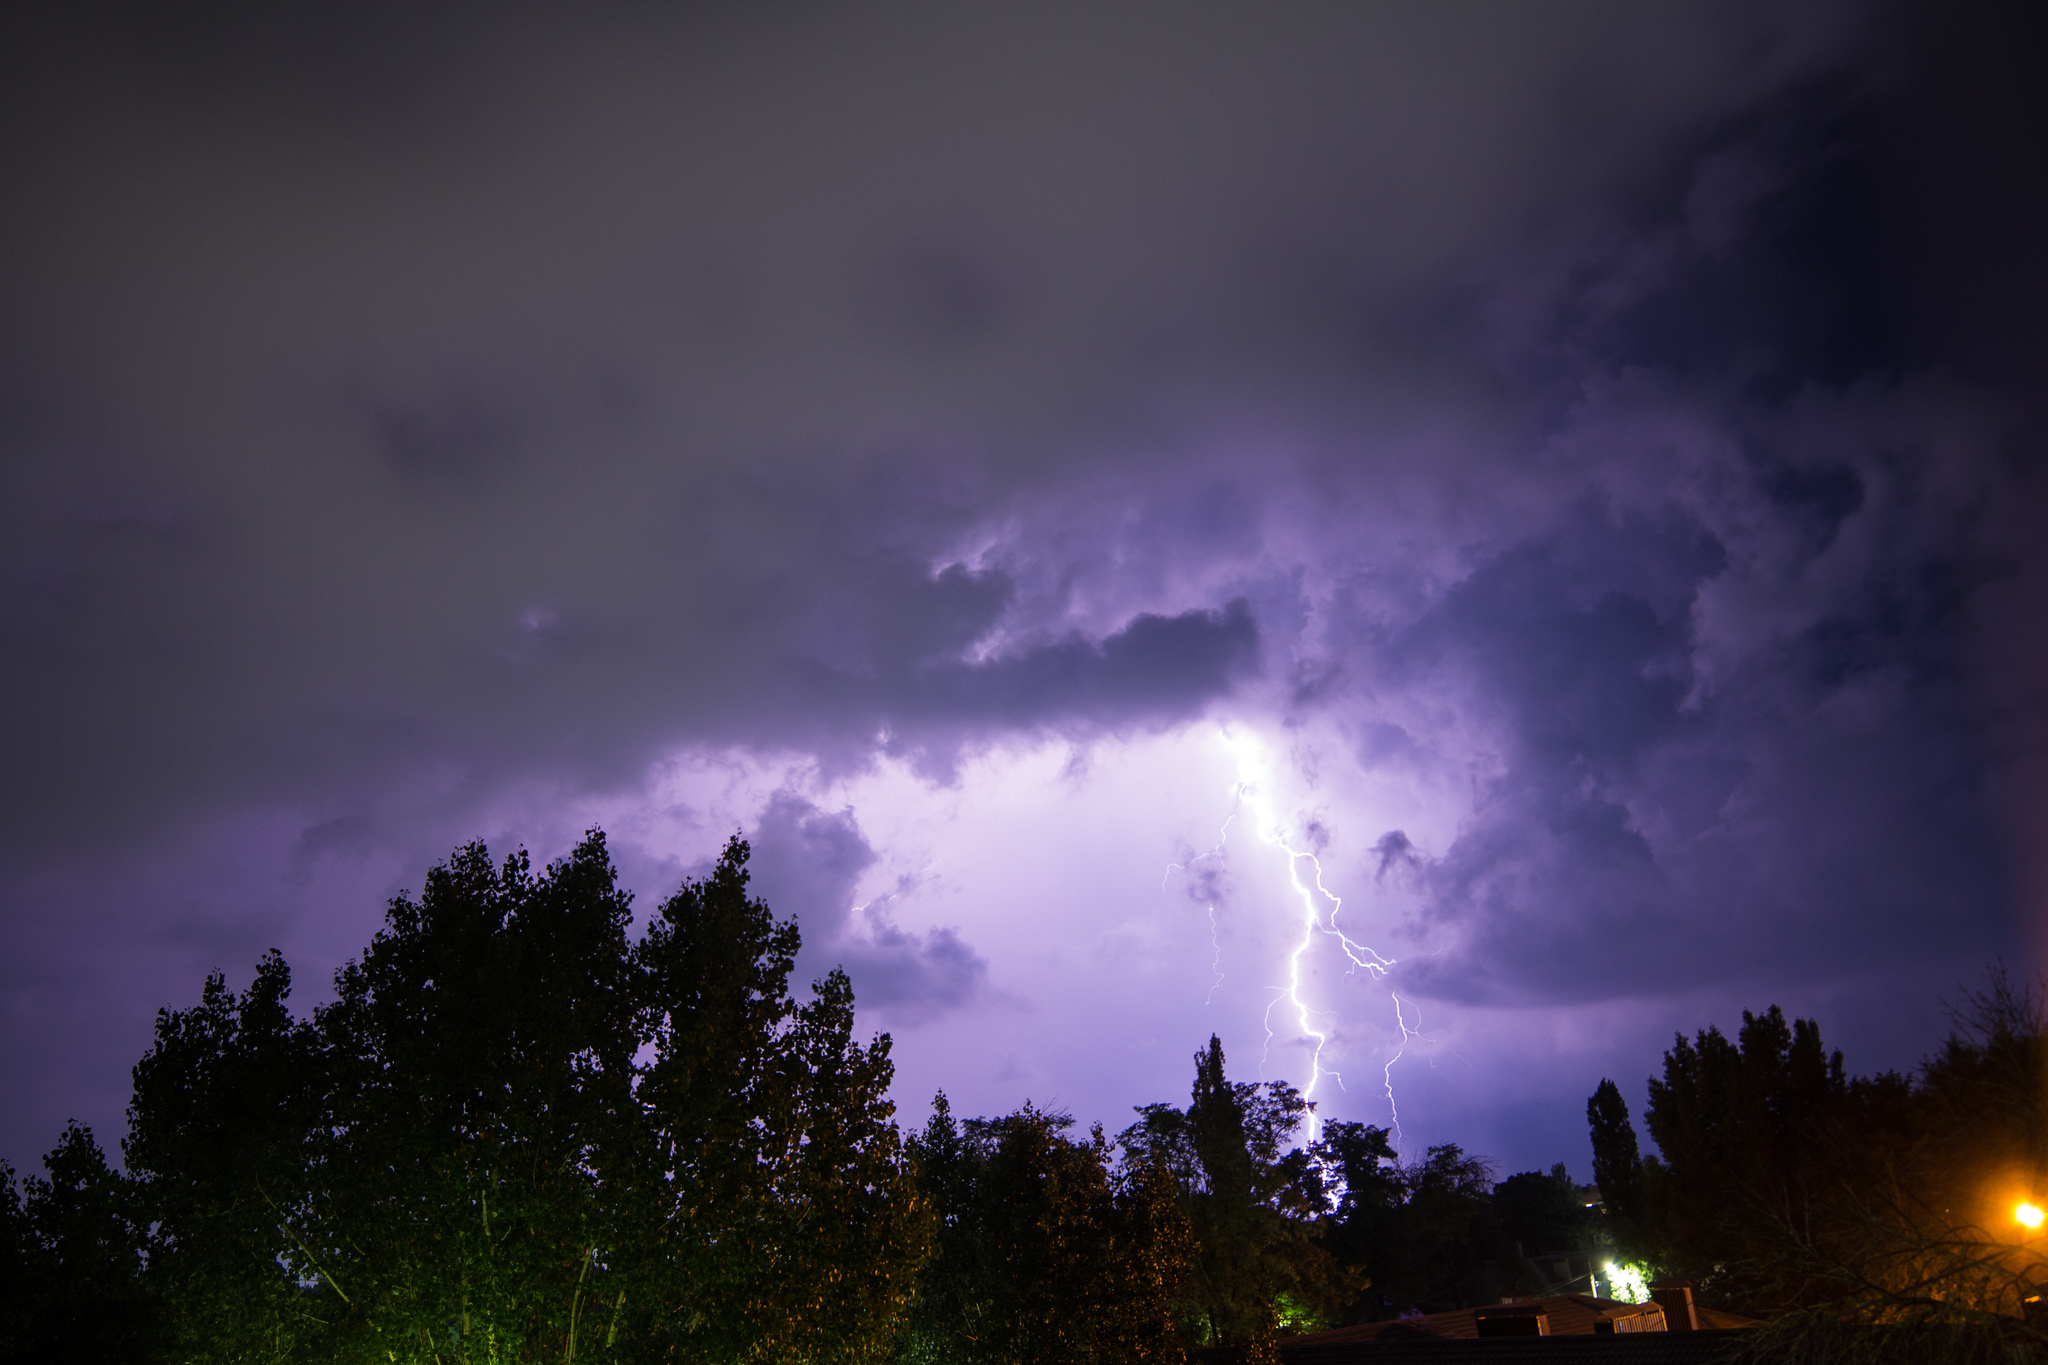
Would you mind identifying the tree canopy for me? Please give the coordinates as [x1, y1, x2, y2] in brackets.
[1586, 967, 2048, 1336]
[896, 1097, 1187, 1365]
[38, 827, 2041, 1360]
[1117, 1036, 1363, 1356]
[19, 831, 930, 1364]
[1314, 1126, 1507, 1320]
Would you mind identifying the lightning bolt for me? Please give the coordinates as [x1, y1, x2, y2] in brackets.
[1205, 906, 1225, 1006]
[1161, 727, 1420, 1145]
[1163, 793, 1244, 1005]
[1383, 992, 1426, 1153]
[1215, 726, 1406, 1143]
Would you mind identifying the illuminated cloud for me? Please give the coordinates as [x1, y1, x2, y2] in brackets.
[1, 1, 2041, 1174]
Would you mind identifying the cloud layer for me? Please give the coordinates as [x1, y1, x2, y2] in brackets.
[2, 1, 2043, 1173]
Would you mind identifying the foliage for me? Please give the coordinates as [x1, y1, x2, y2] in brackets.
[1748, 970, 2047, 1333]
[897, 1097, 1188, 1365]
[124, 948, 327, 1360]
[1315, 1125, 1503, 1320]
[1587, 1078, 1650, 1259]
[0, 1124, 165, 1363]
[1492, 1163, 1595, 1257]
[64, 830, 929, 1364]
[588, 833, 928, 1363]
[302, 833, 646, 1359]
[1643, 1002, 1848, 1299]
[28, 818, 2041, 1364]
[1593, 964, 2048, 1336]
[1118, 1037, 1362, 1356]
[1732, 1313, 2048, 1365]
[1604, 1260, 1651, 1304]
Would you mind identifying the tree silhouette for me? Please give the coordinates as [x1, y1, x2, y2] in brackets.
[897, 1097, 1186, 1365]
[71, 830, 928, 1364]
[1120, 1036, 1361, 1357]
[1587, 1077, 1653, 1263]
[1598, 968, 2048, 1335]
[1, 1123, 163, 1361]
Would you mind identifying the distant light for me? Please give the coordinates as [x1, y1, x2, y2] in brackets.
[2020, 1202, 2046, 1230]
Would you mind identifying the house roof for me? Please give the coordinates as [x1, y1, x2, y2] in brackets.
[1284, 1294, 1759, 1346]
[1300, 1294, 1664, 1342]
[1186, 1294, 1763, 1362]
[1244, 1333, 1756, 1364]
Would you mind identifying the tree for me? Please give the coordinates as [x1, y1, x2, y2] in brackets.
[304, 832, 644, 1360]
[124, 950, 327, 1360]
[107, 829, 929, 1364]
[1750, 970, 2046, 1332]
[625, 845, 929, 1363]
[1633, 1004, 1849, 1308]
[0, 1124, 164, 1363]
[1314, 1126, 1510, 1319]
[1493, 1164, 1593, 1258]
[1119, 1036, 1361, 1358]
[1586, 1078, 1653, 1262]
[897, 1098, 1187, 1365]
[0, 1160, 26, 1353]
[1610, 968, 2048, 1334]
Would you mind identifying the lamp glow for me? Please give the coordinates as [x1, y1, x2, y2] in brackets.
[1604, 1261, 1651, 1303]
[2018, 1202, 2045, 1230]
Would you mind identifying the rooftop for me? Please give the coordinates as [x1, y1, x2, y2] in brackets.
[1190, 1295, 1761, 1364]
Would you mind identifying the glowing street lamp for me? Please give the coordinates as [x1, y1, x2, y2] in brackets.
[2019, 1202, 2046, 1231]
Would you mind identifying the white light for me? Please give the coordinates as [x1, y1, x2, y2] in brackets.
[1604, 1262, 1650, 1303]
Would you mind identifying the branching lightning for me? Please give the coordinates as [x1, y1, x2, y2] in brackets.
[1163, 794, 1244, 1007]
[1195, 726, 1411, 1144]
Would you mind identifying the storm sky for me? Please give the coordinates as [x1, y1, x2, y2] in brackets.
[4, 1, 2045, 1178]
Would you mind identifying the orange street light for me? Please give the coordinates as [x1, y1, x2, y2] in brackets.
[2019, 1202, 2046, 1231]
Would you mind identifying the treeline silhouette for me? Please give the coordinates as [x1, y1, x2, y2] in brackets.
[2, 832, 2040, 1362]
[1587, 967, 2047, 1348]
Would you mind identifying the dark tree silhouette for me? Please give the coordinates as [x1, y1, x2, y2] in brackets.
[1494, 1164, 1594, 1258]
[1318, 1135, 1502, 1319]
[1597, 968, 2048, 1338]
[1587, 1077, 1653, 1262]
[124, 950, 324, 1357]
[1120, 1036, 1362, 1357]
[20, 830, 929, 1365]
[897, 1097, 1187, 1365]
[0, 1123, 163, 1362]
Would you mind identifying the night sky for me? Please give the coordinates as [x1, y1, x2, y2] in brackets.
[4, 2, 2045, 1180]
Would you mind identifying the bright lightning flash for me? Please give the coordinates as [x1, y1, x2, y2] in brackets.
[1213, 726, 1409, 1141]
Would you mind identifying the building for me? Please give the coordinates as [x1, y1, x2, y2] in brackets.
[1192, 1291, 1760, 1364]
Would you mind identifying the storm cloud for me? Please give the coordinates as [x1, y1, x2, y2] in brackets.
[744, 790, 989, 1023]
[2, 0, 2043, 1172]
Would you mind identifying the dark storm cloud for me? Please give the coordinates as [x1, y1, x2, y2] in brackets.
[1371, 832, 1419, 882]
[743, 792, 987, 1023]
[1357, 398, 2020, 1005]
[9, 0, 1749, 862]
[907, 599, 1258, 732]
[1, 0, 2044, 1167]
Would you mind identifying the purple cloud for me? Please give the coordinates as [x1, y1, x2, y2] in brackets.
[1, 1, 2042, 1179]
[744, 792, 989, 1025]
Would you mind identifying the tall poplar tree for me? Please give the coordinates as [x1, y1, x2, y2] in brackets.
[1120, 1036, 1361, 1358]
[1586, 1078, 1652, 1263]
